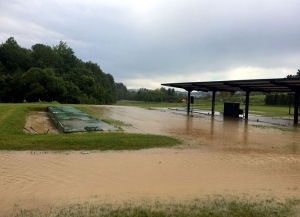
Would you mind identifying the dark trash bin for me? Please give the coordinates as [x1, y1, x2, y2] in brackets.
[224, 102, 243, 117]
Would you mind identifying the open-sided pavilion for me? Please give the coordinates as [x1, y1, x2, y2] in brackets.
[161, 78, 300, 124]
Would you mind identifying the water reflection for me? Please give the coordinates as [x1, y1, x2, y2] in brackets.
[210, 116, 215, 138]
[243, 120, 249, 144]
[222, 116, 249, 145]
[185, 116, 193, 134]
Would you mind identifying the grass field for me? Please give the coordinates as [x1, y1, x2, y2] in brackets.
[0, 103, 181, 151]
[8, 195, 300, 217]
[117, 94, 296, 118]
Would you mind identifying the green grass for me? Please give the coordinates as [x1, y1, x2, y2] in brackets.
[7, 196, 300, 217]
[245, 105, 294, 117]
[0, 103, 181, 151]
[117, 94, 295, 118]
[0, 133, 179, 151]
[102, 118, 132, 127]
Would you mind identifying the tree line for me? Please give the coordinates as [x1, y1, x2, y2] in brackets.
[116, 69, 300, 105]
[265, 69, 300, 105]
[265, 93, 293, 105]
[116, 83, 186, 102]
[0, 37, 116, 104]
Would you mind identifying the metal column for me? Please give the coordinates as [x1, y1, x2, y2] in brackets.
[187, 90, 191, 115]
[294, 91, 299, 124]
[245, 90, 250, 119]
[289, 93, 292, 115]
[211, 90, 216, 116]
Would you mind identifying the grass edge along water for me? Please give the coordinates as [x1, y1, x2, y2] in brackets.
[0, 103, 181, 151]
[6, 195, 300, 217]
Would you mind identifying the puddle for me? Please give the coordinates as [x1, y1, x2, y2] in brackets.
[1, 106, 300, 213]
[98, 106, 299, 151]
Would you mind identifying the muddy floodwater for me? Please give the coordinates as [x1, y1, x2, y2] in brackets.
[1, 106, 300, 213]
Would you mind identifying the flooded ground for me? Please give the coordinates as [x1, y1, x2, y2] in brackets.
[1, 106, 300, 214]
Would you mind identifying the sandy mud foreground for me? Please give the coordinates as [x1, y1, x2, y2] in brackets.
[1, 106, 300, 213]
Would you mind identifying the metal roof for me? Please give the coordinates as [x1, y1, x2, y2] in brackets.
[161, 78, 300, 93]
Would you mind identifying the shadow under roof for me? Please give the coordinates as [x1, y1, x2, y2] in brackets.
[161, 78, 300, 93]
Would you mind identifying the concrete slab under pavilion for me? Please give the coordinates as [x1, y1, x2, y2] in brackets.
[161, 78, 300, 125]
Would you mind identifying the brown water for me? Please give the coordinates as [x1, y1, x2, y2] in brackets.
[1, 106, 300, 213]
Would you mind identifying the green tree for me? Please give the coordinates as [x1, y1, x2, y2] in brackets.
[116, 82, 128, 100]
[31, 43, 58, 69]
[22, 67, 50, 101]
[53, 40, 77, 75]
[64, 81, 82, 104]
[0, 37, 119, 104]
[0, 37, 30, 74]
[22, 68, 67, 102]
[2, 73, 25, 102]
[286, 69, 300, 78]
[44, 69, 67, 102]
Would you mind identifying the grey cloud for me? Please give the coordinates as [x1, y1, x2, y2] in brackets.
[1, 0, 300, 88]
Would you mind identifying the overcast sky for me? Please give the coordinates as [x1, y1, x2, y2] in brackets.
[1, 0, 300, 89]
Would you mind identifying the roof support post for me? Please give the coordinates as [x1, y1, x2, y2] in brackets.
[212, 90, 216, 116]
[245, 90, 251, 119]
[289, 93, 292, 115]
[187, 90, 191, 115]
[294, 90, 299, 124]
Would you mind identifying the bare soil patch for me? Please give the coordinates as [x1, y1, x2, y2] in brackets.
[23, 112, 58, 134]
